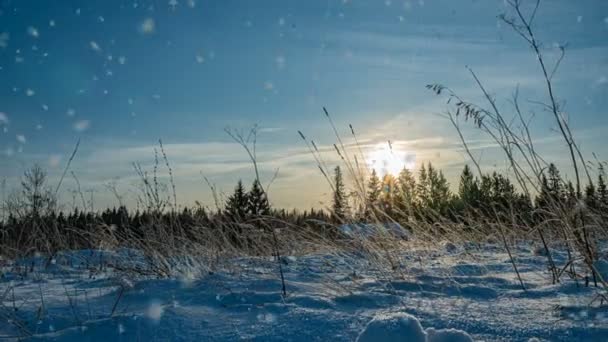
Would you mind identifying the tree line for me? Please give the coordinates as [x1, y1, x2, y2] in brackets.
[330, 162, 608, 227]
[1, 162, 607, 257]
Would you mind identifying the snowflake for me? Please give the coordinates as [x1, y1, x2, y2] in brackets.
[187, 0, 196, 8]
[0, 32, 8, 48]
[90, 41, 101, 52]
[118, 56, 127, 65]
[275, 55, 285, 69]
[264, 81, 274, 90]
[25, 89, 35, 96]
[27, 26, 39, 38]
[0, 112, 8, 125]
[195, 54, 205, 63]
[49, 20, 56, 27]
[73, 120, 91, 132]
[139, 18, 155, 34]
[67, 108, 76, 117]
[98, 16, 105, 23]
[169, 0, 179, 11]
[16, 135, 26, 144]
[42, 104, 48, 111]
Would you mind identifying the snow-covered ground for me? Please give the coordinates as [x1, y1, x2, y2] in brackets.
[1, 242, 607, 341]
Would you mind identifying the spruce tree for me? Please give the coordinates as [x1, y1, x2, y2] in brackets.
[585, 181, 597, 210]
[247, 180, 271, 217]
[380, 174, 397, 218]
[396, 167, 417, 218]
[598, 165, 608, 207]
[365, 169, 381, 220]
[417, 163, 430, 208]
[547, 163, 565, 202]
[459, 164, 479, 208]
[331, 166, 349, 222]
[225, 180, 248, 221]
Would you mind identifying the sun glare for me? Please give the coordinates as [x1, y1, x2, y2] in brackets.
[366, 142, 415, 177]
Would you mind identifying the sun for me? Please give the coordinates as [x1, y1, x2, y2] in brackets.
[366, 142, 415, 177]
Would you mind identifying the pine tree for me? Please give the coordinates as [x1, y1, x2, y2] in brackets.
[417, 163, 430, 208]
[225, 180, 248, 221]
[247, 180, 270, 217]
[396, 167, 417, 219]
[490, 172, 516, 210]
[458, 164, 480, 208]
[380, 174, 397, 218]
[598, 165, 608, 207]
[331, 166, 349, 222]
[364, 169, 381, 219]
[547, 163, 565, 202]
[585, 181, 597, 210]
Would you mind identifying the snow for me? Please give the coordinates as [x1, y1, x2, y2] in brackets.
[356, 312, 426, 342]
[139, 18, 155, 34]
[1, 243, 607, 341]
[0, 112, 8, 125]
[0, 32, 8, 48]
[73, 120, 91, 132]
[426, 328, 473, 342]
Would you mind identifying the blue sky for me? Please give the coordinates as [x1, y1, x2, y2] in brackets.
[0, 0, 607, 210]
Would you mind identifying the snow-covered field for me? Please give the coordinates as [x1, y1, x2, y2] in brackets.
[1, 242, 607, 341]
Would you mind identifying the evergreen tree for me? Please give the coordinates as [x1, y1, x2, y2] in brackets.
[225, 180, 248, 221]
[547, 163, 565, 201]
[364, 169, 381, 219]
[331, 166, 349, 222]
[396, 167, 417, 219]
[380, 174, 397, 218]
[247, 180, 271, 217]
[585, 181, 597, 210]
[417, 163, 430, 208]
[598, 165, 608, 207]
[458, 165, 480, 208]
[490, 172, 516, 210]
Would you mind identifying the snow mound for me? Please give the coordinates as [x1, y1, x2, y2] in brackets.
[357, 312, 426, 342]
[357, 312, 473, 342]
[426, 328, 473, 342]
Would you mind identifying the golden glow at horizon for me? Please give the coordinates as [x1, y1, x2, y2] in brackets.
[366, 142, 415, 177]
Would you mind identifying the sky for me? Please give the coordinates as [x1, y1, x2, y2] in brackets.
[0, 0, 607, 211]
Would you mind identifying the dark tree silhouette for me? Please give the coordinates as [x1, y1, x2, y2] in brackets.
[225, 180, 249, 222]
[247, 180, 271, 217]
[331, 166, 349, 222]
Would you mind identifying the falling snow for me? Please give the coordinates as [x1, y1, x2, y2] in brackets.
[0, 32, 9, 48]
[73, 120, 91, 132]
[27, 26, 39, 38]
[90, 41, 101, 52]
[0, 112, 8, 125]
[139, 18, 155, 34]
